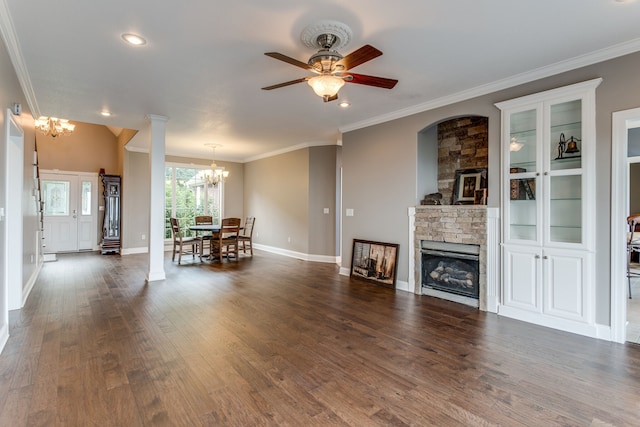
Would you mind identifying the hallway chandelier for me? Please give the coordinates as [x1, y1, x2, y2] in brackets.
[34, 116, 76, 138]
[205, 143, 229, 186]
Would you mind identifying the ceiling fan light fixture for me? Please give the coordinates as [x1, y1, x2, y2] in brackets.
[308, 75, 345, 98]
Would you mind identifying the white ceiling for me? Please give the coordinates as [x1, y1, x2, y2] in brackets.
[2, 0, 640, 162]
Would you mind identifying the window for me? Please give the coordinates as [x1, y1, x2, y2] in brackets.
[42, 180, 70, 216]
[164, 165, 223, 239]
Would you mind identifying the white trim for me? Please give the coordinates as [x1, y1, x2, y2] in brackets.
[486, 207, 500, 313]
[22, 261, 41, 308]
[627, 156, 640, 164]
[408, 207, 417, 293]
[610, 107, 640, 343]
[341, 38, 640, 133]
[40, 169, 99, 178]
[498, 305, 601, 339]
[0, 0, 40, 118]
[126, 139, 341, 164]
[0, 322, 8, 355]
[122, 247, 148, 255]
[338, 264, 410, 292]
[253, 243, 338, 263]
[6, 109, 24, 311]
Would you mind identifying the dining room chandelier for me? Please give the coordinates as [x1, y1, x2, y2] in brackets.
[34, 116, 76, 138]
[205, 143, 229, 186]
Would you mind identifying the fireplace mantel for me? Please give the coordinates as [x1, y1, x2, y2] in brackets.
[408, 206, 499, 312]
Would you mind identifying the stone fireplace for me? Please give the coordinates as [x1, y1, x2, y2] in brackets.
[409, 205, 499, 312]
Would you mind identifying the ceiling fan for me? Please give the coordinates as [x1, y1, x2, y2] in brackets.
[261, 21, 398, 102]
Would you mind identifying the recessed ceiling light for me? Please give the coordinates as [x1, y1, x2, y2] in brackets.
[100, 111, 112, 117]
[339, 101, 350, 108]
[121, 33, 146, 46]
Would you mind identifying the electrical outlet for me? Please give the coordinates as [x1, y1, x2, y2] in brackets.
[141, 234, 146, 240]
[287, 236, 291, 243]
[346, 208, 354, 216]
[323, 208, 330, 214]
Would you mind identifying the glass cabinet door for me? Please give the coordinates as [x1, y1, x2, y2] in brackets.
[546, 99, 583, 245]
[507, 108, 539, 242]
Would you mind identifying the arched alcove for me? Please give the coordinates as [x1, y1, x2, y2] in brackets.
[418, 115, 489, 205]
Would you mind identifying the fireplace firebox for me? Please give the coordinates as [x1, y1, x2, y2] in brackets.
[421, 241, 480, 299]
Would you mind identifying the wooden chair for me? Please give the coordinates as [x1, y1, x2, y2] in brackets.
[627, 214, 640, 298]
[170, 217, 202, 264]
[195, 215, 213, 258]
[219, 217, 241, 261]
[238, 216, 255, 256]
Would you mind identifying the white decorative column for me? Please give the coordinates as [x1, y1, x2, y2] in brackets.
[146, 114, 168, 282]
[408, 207, 417, 294]
[486, 207, 500, 313]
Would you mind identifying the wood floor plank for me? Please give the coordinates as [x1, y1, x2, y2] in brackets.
[0, 251, 639, 426]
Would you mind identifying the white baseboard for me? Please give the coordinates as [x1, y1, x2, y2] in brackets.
[339, 267, 410, 292]
[43, 253, 56, 262]
[121, 247, 149, 255]
[253, 243, 338, 263]
[22, 261, 42, 308]
[0, 323, 8, 355]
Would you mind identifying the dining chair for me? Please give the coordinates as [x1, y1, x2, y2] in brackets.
[170, 217, 202, 264]
[219, 217, 241, 261]
[627, 214, 640, 298]
[238, 216, 255, 256]
[195, 215, 213, 258]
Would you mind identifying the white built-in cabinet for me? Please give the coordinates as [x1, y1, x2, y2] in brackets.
[495, 78, 601, 337]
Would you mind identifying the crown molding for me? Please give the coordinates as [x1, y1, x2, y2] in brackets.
[243, 140, 339, 163]
[0, 0, 40, 118]
[340, 37, 640, 134]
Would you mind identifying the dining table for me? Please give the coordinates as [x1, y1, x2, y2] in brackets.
[189, 224, 221, 259]
[189, 223, 243, 260]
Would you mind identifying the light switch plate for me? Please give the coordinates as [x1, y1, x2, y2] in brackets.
[346, 208, 354, 217]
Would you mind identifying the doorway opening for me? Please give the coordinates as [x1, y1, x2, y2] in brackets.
[611, 108, 640, 343]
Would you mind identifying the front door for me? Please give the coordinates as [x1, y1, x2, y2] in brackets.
[41, 172, 97, 252]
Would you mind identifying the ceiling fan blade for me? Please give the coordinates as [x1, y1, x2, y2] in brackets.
[261, 77, 309, 90]
[346, 73, 398, 89]
[264, 52, 312, 70]
[335, 45, 382, 70]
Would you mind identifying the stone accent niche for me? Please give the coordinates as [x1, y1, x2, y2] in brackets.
[437, 116, 488, 204]
[412, 205, 499, 312]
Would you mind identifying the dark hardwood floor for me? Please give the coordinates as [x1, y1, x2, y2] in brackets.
[0, 251, 639, 426]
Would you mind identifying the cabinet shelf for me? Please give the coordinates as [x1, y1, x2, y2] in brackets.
[511, 120, 582, 137]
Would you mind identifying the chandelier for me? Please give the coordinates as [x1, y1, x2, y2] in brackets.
[205, 144, 229, 186]
[34, 116, 76, 138]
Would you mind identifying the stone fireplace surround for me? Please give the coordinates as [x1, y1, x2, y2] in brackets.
[408, 205, 499, 313]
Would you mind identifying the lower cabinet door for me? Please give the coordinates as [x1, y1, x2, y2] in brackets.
[543, 248, 590, 323]
[502, 245, 541, 313]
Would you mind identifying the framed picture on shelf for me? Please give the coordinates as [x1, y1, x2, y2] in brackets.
[453, 168, 488, 204]
[474, 188, 487, 205]
[350, 239, 399, 288]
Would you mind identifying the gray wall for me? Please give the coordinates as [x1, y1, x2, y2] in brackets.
[417, 125, 438, 201]
[308, 146, 338, 256]
[0, 36, 38, 319]
[121, 151, 244, 251]
[342, 50, 640, 326]
[244, 149, 310, 254]
[243, 145, 339, 257]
